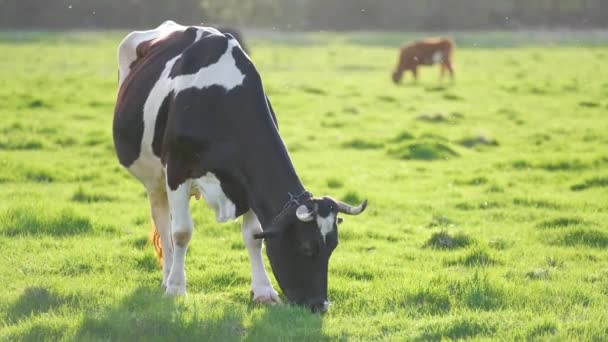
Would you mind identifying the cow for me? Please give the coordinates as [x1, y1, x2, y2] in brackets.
[113, 21, 367, 313]
[391, 37, 455, 83]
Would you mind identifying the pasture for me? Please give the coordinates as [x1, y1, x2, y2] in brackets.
[1, 30, 607, 340]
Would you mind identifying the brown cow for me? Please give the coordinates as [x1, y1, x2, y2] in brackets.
[392, 37, 455, 83]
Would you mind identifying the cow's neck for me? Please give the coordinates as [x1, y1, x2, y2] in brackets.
[227, 75, 306, 228]
[236, 125, 305, 228]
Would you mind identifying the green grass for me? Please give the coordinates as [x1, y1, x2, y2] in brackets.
[1, 30, 608, 340]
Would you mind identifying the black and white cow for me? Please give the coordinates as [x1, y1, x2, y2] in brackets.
[113, 21, 367, 313]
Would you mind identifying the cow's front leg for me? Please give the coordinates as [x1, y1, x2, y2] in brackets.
[242, 210, 281, 304]
[165, 180, 193, 296]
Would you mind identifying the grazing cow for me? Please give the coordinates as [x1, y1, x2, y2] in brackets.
[113, 21, 367, 313]
[392, 37, 455, 83]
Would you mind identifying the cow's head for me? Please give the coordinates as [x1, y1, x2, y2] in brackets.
[391, 70, 403, 84]
[254, 196, 367, 313]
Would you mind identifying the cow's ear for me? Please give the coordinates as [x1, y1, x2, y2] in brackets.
[337, 217, 343, 225]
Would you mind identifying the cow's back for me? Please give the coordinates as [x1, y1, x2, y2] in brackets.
[400, 37, 454, 66]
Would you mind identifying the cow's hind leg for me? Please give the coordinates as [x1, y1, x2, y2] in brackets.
[444, 60, 454, 80]
[242, 210, 281, 304]
[148, 189, 173, 288]
[165, 180, 193, 296]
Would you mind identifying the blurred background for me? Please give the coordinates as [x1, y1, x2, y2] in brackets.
[1, 0, 607, 31]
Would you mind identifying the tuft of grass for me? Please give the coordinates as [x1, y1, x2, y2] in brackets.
[341, 138, 383, 150]
[390, 130, 415, 142]
[341, 191, 362, 204]
[555, 229, 608, 248]
[570, 176, 608, 191]
[448, 247, 498, 267]
[0, 206, 92, 236]
[24, 169, 55, 183]
[450, 272, 504, 310]
[377, 95, 397, 103]
[406, 286, 451, 315]
[425, 231, 473, 250]
[59, 261, 94, 276]
[300, 85, 327, 95]
[455, 176, 488, 186]
[336, 266, 375, 281]
[579, 101, 600, 108]
[539, 160, 587, 171]
[443, 93, 463, 101]
[525, 268, 551, 280]
[488, 238, 511, 250]
[71, 186, 115, 203]
[427, 215, 456, 228]
[537, 217, 586, 229]
[526, 321, 558, 340]
[513, 197, 560, 209]
[417, 112, 449, 123]
[326, 177, 344, 189]
[0, 139, 45, 150]
[389, 141, 458, 161]
[458, 135, 499, 148]
[416, 316, 497, 341]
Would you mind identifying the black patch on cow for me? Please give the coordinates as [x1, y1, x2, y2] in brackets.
[232, 46, 255, 76]
[152, 91, 173, 157]
[113, 29, 196, 167]
[315, 198, 336, 218]
[168, 31, 228, 78]
[214, 171, 249, 217]
[217, 27, 249, 54]
[161, 86, 248, 214]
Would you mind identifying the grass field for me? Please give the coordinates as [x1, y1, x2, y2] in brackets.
[1, 30, 608, 341]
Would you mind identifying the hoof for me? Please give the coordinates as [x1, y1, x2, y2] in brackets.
[250, 287, 281, 305]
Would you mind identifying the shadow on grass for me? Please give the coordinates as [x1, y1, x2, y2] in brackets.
[6, 287, 78, 324]
[244, 304, 325, 341]
[75, 287, 245, 341]
[0, 206, 92, 236]
[74, 287, 326, 341]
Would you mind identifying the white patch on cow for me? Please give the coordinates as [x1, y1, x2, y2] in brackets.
[192, 172, 236, 222]
[432, 51, 443, 64]
[316, 213, 336, 243]
[171, 41, 245, 94]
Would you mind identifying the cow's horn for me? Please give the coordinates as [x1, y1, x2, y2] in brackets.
[336, 199, 368, 215]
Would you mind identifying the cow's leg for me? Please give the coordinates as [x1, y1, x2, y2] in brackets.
[411, 67, 418, 82]
[147, 189, 173, 288]
[165, 180, 193, 296]
[445, 60, 454, 80]
[440, 63, 447, 79]
[242, 210, 281, 304]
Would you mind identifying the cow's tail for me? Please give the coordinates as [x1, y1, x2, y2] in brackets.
[147, 224, 163, 265]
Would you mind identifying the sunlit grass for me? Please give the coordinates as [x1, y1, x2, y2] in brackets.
[1, 30, 607, 340]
